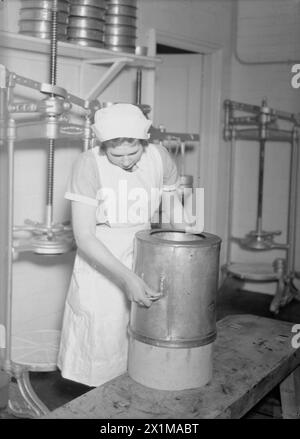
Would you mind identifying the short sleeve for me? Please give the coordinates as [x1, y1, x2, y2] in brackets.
[154, 144, 179, 191]
[65, 151, 100, 206]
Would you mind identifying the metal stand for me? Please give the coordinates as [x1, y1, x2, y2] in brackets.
[223, 98, 300, 314]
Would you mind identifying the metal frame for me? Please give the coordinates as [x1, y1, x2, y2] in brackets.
[222, 98, 300, 314]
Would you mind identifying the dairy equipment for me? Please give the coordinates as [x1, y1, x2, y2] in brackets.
[128, 229, 221, 390]
[104, 0, 137, 53]
[223, 98, 300, 314]
[67, 0, 106, 48]
[18, 0, 70, 41]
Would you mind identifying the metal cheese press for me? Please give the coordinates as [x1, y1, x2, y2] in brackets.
[223, 98, 300, 314]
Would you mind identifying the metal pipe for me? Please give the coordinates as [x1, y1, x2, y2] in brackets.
[136, 68, 142, 105]
[46, 0, 58, 228]
[226, 132, 236, 265]
[5, 119, 15, 370]
[256, 139, 265, 234]
[286, 130, 299, 275]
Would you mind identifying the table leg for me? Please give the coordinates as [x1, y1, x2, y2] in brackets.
[279, 366, 300, 419]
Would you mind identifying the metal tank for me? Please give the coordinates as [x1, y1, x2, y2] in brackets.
[128, 229, 221, 390]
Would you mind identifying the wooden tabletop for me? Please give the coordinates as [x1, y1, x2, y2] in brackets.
[44, 314, 300, 419]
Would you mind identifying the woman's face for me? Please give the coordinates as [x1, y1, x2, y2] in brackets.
[105, 140, 144, 171]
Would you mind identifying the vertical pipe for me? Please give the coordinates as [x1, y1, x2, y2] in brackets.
[286, 130, 299, 275]
[256, 139, 265, 234]
[5, 119, 15, 369]
[136, 68, 142, 105]
[226, 132, 236, 265]
[46, 0, 58, 228]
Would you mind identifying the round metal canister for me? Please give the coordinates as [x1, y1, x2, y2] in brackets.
[180, 174, 194, 189]
[19, 9, 69, 23]
[104, 24, 136, 36]
[68, 17, 105, 31]
[105, 15, 136, 26]
[67, 38, 104, 48]
[19, 20, 68, 35]
[69, 5, 106, 20]
[128, 229, 221, 390]
[107, 5, 137, 17]
[108, 0, 137, 5]
[67, 27, 103, 41]
[104, 35, 136, 46]
[67, 2, 106, 48]
[21, 0, 70, 13]
[19, 0, 70, 40]
[70, 0, 107, 6]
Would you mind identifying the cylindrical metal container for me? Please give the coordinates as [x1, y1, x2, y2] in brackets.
[21, 0, 70, 13]
[104, 0, 137, 53]
[68, 17, 104, 30]
[104, 24, 137, 36]
[109, 0, 137, 5]
[69, 5, 106, 20]
[105, 15, 136, 26]
[67, 38, 104, 48]
[19, 20, 68, 38]
[104, 35, 136, 46]
[67, 0, 106, 48]
[128, 229, 221, 390]
[107, 5, 137, 17]
[19, 0, 70, 41]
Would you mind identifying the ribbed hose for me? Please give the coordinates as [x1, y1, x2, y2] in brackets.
[46, 0, 58, 227]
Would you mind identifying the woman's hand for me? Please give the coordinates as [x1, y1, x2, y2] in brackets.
[123, 274, 161, 307]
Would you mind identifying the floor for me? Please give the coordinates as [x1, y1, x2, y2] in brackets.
[1, 278, 300, 419]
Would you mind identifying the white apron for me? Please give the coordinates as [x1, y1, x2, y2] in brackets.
[57, 145, 163, 386]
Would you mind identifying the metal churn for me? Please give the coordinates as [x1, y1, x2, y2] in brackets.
[128, 229, 221, 390]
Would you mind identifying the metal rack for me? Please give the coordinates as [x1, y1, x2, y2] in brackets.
[222, 98, 300, 314]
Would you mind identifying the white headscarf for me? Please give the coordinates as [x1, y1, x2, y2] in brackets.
[92, 103, 152, 142]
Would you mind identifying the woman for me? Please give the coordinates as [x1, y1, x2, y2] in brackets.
[57, 103, 197, 387]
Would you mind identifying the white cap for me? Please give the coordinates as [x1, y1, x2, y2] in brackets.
[92, 103, 152, 142]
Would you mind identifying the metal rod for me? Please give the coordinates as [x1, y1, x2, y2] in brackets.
[256, 139, 265, 234]
[46, 0, 58, 227]
[286, 130, 299, 275]
[226, 132, 236, 265]
[5, 119, 15, 369]
[136, 68, 142, 105]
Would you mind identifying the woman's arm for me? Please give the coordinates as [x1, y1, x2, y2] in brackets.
[71, 201, 157, 306]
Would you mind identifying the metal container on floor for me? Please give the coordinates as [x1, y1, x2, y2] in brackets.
[128, 229, 221, 390]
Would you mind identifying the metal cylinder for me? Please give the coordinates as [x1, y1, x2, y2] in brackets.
[128, 229, 221, 390]
[130, 229, 221, 348]
[19, 0, 70, 41]
[66, 1, 106, 48]
[104, 0, 137, 53]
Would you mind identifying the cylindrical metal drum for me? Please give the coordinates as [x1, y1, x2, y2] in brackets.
[104, 0, 137, 53]
[19, 0, 70, 41]
[69, 5, 106, 20]
[21, 0, 70, 13]
[128, 229, 221, 390]
[67, 0, 106, 48]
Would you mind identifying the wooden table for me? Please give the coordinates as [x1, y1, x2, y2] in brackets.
[44, 314, 300, 419]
